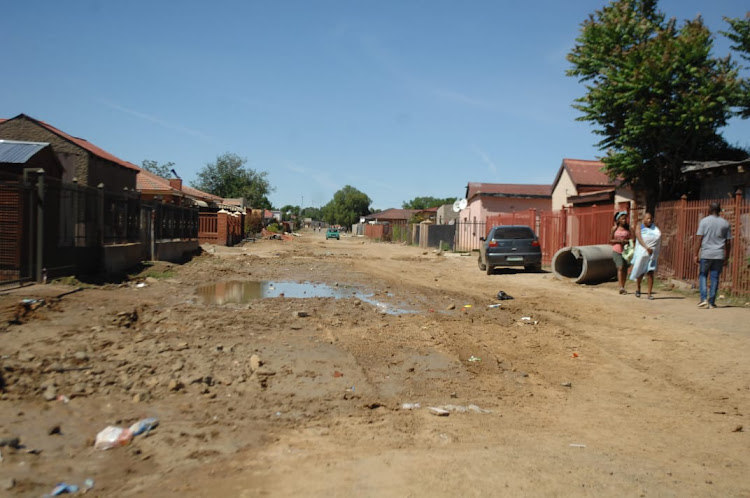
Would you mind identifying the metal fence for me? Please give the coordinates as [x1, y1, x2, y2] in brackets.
[0, 173, 36, 285]
[654, 193, 750, 295]
[0, 172, 199, 284]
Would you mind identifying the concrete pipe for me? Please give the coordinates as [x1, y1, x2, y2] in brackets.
[551, 244, 616, 284]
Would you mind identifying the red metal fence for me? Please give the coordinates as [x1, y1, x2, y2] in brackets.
[653, 193, 749, 295]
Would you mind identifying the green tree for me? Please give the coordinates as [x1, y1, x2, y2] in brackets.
[141, 159, 174, 178]
[192, 153, 274, 209]
[279, 205, 301, 223]
[321, 186, 371, 227]
[722, 13, 750, 118]
[567, 0, 743, 208]
[301, 206, 322, 220]
[402, 196, 457, 210]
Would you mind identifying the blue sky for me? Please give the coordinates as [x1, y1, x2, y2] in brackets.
[3, 0, 749, 210]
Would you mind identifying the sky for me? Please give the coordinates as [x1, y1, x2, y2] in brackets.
[3, 0, 749, 211]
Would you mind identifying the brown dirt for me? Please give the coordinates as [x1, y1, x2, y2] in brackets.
[0, 231, 748, 497]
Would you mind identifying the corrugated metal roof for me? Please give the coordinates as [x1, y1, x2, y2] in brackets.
[0, 139, 50, 163]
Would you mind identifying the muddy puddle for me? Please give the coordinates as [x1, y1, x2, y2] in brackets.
[196, 280, 415, 314]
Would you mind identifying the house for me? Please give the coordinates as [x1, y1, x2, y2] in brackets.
[460, 183, 552, 224]
[681, 159, 750, 200]
[435, 204, 459, 225]
[551, 158, 633, 210]
[363, 208, 420, 224]
[136, 169, 224, 208]
[0, 114, 138, 191]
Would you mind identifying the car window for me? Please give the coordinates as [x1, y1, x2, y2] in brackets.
[493, 227, 535, 239]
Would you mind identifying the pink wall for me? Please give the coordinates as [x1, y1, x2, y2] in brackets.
[459, 196, 550, 223]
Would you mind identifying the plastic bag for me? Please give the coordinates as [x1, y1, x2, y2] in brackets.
[622, 240, 635, 263]
[129, 417, 159, 436]
[94, 426, 133, 450]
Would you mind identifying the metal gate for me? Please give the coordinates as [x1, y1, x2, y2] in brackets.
[0, 175, 37, 285]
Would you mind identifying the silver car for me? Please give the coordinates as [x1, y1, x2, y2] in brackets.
[478, 225, 542, 275]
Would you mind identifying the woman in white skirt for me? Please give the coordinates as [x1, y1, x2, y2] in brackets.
[629, 212, 662, 299]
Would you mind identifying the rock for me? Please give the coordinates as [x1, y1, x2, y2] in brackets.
[0, 437, 20, 449]
[18, 351, 36, 362]
[1, 477, 15, 491]
[43, 385, 57, 401]
[73, 351, 89, 362]
[48, 424, 61, 435]
[428, 407, 450, 416]
[145, 277, 159, 284]
[446, 304, 456, 310]
[171, 361, 185, 372]
[249, 354, 262, 372]
[133, 392, 149, 403]
[292, 311, 309, 318]
[168, 379, 184, 392]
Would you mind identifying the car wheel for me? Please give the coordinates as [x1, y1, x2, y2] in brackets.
[478, 254, 486, 271]
[485, 262, 494, 275]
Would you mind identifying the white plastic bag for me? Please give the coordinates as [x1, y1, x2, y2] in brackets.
[94, 426, 133, 450]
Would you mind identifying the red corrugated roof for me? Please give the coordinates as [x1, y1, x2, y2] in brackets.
[465, 183, 552, 200]
[8, 114, 139, 172]
[136, 168, 222, 203]
[136, 168, 177, 192]
[552, 158, 615, 191]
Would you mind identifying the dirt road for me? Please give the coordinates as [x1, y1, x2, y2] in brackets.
[1, 231, 748, 497]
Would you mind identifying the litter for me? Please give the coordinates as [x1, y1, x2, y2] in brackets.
[433, 404, 491, 414]
[569, 443, 587, 448]
[94, 426, 133, 450]
[561, 382, 572, 388]
[46, 482, 78, 496]
[428, 407, 450, 416]
[487, 304, 502, 309]
[56, 395, 70, 404]
[401, 403, 421, 410]
[129, 417, 159, 437]
[496, 291, 514, 300]
[467, 356, 481, 362]
[463, 304, 472, 309]
[572, 352, 579, 358]
[136, 283, 146, 288]
[519, 317, 538, 325]
[333, 371, 344, 378]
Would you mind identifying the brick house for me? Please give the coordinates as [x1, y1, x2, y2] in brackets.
[0, 114, 138, 191]
[459, 183, 552, 225]
[551, 158, 634, 210]
[137, 168, 223, 208]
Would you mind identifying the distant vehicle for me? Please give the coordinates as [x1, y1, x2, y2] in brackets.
[478, 225, 541, 274]
[326, 228, 340, 240]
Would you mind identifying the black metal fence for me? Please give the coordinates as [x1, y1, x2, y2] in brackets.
[0, 172, 199, 284]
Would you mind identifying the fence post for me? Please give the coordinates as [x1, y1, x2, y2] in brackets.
[562, 207, 568, 247]
[731, 189, 743, 293]
[97, 183, 105, 247]
[675, 195, 688, 280]
[35, 170, 45, 282]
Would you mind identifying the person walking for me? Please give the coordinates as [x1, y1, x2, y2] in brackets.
[629, 212, 661, 300]
[610, 211, 633, 294]
[695, 202, 732, 309]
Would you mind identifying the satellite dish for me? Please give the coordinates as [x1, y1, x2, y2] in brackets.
[458, 198, 468, 210]
[452, 200, 462, 213]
